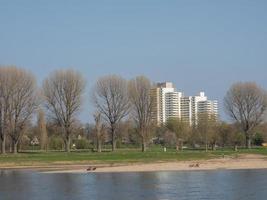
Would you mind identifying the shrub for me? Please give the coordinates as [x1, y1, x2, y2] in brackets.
[74, 138, 91, 149]
[49, 137, 64, 150]
[253, 132, 264, 146]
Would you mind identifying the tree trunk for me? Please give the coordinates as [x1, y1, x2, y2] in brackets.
[41, 137, 48, 152]
[111, 129, 116, 151]
[212, 143, 216, 151]
[141, 143, 147, 152]
[246, 135, 251, 149]
[205, 143, 208, 152]
[234, 144, 238, 151]
[97, 137, 102, 153]
[176, 139, 180, 151]
[141, 136, 147, 152]
[65, 137, 71, 152]
[112, 138, 116, 151]
[1, 135, 5, 154]
[180, 141, 184, 151]
[12, 141, 18, 154]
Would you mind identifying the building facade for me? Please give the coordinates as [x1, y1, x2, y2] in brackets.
[151, 82, 177, 124]
[151, 82, 218, 125]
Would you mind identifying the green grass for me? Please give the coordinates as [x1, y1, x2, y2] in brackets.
[0, 146, 267, 167]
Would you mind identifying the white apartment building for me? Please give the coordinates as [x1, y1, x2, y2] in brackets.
[180, 96, 193, 125]
[165, 91, 182, 120]
[181, 92, 218, 126]
[151, 82, 177, 124]
[151, 82, 218, 125]
[198, 100, 218, 118]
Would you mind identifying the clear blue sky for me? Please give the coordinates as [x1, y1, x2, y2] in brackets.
[1, 0, 267, 122]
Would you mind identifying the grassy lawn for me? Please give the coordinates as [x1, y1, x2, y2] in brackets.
[0, 147, 266, 167]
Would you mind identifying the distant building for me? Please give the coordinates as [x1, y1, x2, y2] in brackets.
[151, 82, 218, 125]
[181, 92, 218, 126]
[165, 91, 182, 120]
[180, 95, 193, 125]
[151, 82, 177, 124]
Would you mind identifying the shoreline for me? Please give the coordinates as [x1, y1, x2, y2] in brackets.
[2, 154, 266, 173]
[43, 154, 267, 173]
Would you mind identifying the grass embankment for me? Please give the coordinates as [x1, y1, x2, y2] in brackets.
[0, 147, 266, 168]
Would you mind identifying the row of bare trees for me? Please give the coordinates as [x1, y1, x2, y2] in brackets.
[92, 77, 267, 152]
[0, 67, 38, 153]
[0, 65, 266, 154]
[0, 67, 155, 153]
[92, 75, 155, 152]
[0, 67, 85, 154]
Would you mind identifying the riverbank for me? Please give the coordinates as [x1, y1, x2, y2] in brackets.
[1, 148, 267, 173]
[0, 148, 227, 168]
[40, 154, 267, 173]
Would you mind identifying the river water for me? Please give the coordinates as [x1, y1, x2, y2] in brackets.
[0, 169, 267, 200]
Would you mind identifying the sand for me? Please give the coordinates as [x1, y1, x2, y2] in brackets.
[41, 154, 267, 173]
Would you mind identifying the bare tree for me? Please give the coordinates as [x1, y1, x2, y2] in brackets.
[228, 124, 244, 151]
[166, 118, 190, 151]
[93, 112, 105, 152]
[128, 76, 154, 152]
[224, 82, 267, 148]
[0, 67, 15, 154]
[38, 109, 48, 151]
[162, 130, 177, 147]
[43, 69, 85, 152]
[197, 113, 218, 151]
[92, 75, 130, 151]
[217, 122, 232, 148]
[116, 120, 135, 146]
[0, 67, 38, 154]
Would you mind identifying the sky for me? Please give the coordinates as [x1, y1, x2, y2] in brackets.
[0, 0, 267, 122]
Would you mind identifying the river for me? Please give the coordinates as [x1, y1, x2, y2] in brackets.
[0, 169, 267, 200]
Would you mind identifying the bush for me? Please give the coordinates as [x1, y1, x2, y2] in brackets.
[49, 137, 64, 150]
[253, 132, 264, 146]
[163, 131, 176, 147]
[74, 138, 91, 149]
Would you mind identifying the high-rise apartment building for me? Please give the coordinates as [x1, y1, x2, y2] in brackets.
[165, 91, 182, 120]
[181, 92, 218, 125]
[197, 100, 218, 119]
[151, 82, 177, 124]
[151, 82, 218, 125]
[180, 96, 193, 125]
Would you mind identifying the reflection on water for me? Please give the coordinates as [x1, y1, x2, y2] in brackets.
[1, 170, 267, 200]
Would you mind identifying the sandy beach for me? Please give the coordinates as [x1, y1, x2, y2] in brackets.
[39, 154, 267, 173]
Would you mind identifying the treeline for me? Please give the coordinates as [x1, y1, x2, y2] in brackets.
[0, 66, 267, 154]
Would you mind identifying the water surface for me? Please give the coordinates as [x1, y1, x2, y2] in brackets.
[0, 169, 267, 200]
